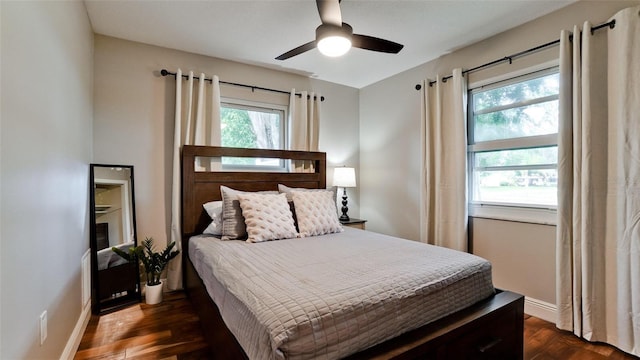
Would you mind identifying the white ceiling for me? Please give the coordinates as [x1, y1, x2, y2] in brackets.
[84, 0, 575, 89]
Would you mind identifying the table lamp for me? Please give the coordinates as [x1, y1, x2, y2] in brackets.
[332, 167, 356, 221]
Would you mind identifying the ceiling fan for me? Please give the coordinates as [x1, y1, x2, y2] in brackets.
[275, 0, 404, 60]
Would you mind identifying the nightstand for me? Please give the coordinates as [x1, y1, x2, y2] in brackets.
[340, 218, 367, 230]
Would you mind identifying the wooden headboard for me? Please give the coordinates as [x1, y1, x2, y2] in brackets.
[181, 145, 327, 239]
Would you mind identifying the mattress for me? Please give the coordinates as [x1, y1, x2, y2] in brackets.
[188, 227, 495, 360]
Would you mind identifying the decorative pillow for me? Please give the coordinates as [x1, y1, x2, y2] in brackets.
[277, 185, 338, 231]
[237, 193, 298, 243]
[202, 200, 223, 236]
[291, 190, 343, 237]
[220, 186, 278, 240]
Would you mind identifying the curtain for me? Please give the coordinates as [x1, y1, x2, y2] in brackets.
[608, 6, 640, 355]
[289, 90, 320, 172]
[420, 69, 468, 251]
[556, 6, 639, 356]
[167, 69, 221, 290]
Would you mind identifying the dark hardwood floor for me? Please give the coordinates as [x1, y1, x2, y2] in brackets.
[74, 292, 211, 360]
[75, 291, 638, 359]
[523, 314, 637, 360]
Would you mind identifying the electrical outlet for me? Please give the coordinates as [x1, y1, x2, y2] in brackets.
[40, 310, 47, 345]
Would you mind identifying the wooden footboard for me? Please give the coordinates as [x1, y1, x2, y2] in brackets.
[346, 289, 524, 359]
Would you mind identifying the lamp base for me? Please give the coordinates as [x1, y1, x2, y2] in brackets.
[340, 188, 350, 222]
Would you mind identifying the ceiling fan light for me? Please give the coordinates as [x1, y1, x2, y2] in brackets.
[318, 36, 352, 57]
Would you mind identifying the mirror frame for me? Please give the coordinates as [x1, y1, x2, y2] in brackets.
[89, 164, 141, 314]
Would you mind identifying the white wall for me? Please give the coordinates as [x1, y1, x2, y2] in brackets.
[0, 1, 94, 359]
[93, 36, 360, 249]
[471, 219, 556, 303]
[359, 0, 638, 307]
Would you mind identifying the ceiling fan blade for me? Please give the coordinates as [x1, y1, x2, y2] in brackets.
[316, 0, 342, 26]
[275, 40, 317, 60]
[352, 34, 404, 54]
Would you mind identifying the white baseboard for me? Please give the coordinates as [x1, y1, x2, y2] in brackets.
[524, 296, 556, 323]
[59, 301, 91, 360]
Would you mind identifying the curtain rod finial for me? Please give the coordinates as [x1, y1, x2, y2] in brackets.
[415, 84, 422, 90]
[161, 69, 169, 76]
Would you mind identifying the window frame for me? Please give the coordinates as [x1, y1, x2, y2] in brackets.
[219, 97, 289, 171]
[467, 67, 559, 224]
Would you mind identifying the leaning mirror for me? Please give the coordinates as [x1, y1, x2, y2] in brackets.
[89, 164, 141, 314]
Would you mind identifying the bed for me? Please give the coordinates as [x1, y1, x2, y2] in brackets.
[181, 145, 524, 359]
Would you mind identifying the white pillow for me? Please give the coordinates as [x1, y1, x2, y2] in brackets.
[202, 201, 223, 236]
[237, 193, 298, 243]
[278, 184, 337, 202]
[220, 186, 278, 240]
[291, 190, 343, 237]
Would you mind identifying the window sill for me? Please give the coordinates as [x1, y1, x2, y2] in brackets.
[469, 203, 557, 226]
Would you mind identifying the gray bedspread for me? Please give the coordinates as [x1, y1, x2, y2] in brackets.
[189, 228, 495, 360]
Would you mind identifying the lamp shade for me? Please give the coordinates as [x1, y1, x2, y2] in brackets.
[333, 167, 356, 188]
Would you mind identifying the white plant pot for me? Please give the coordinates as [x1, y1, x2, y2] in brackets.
[145, 281, 163, 305]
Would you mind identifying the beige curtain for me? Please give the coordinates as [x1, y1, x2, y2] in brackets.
[289, 90, 321, 172]
[556, 21, 608, 342]
[556, 6, 640, 356]
[608, 7, 640, 355]
[420, 69, 468, 251]
[167, 70, 221, 290]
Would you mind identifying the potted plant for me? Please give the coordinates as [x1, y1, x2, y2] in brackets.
[112, 237, 180, 305]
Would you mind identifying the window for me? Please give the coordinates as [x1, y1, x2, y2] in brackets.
[220, 99, 286, 169]
[468, 69, 559, 209]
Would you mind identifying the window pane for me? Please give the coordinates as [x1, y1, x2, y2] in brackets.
[469, 69, 559, 208]
[473, 73, 559, 112]
[221, 108, 281, 149]
[220, 103, 284, 167]
[472, 169, 557, 206]
[473, 100, 558, 142]
[475, 147, 557, 167]
[221, 156, 280, 167]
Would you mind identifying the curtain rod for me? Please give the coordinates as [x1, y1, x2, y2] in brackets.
[160, 69, 325, 102]
[414, 19, 615, 90]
